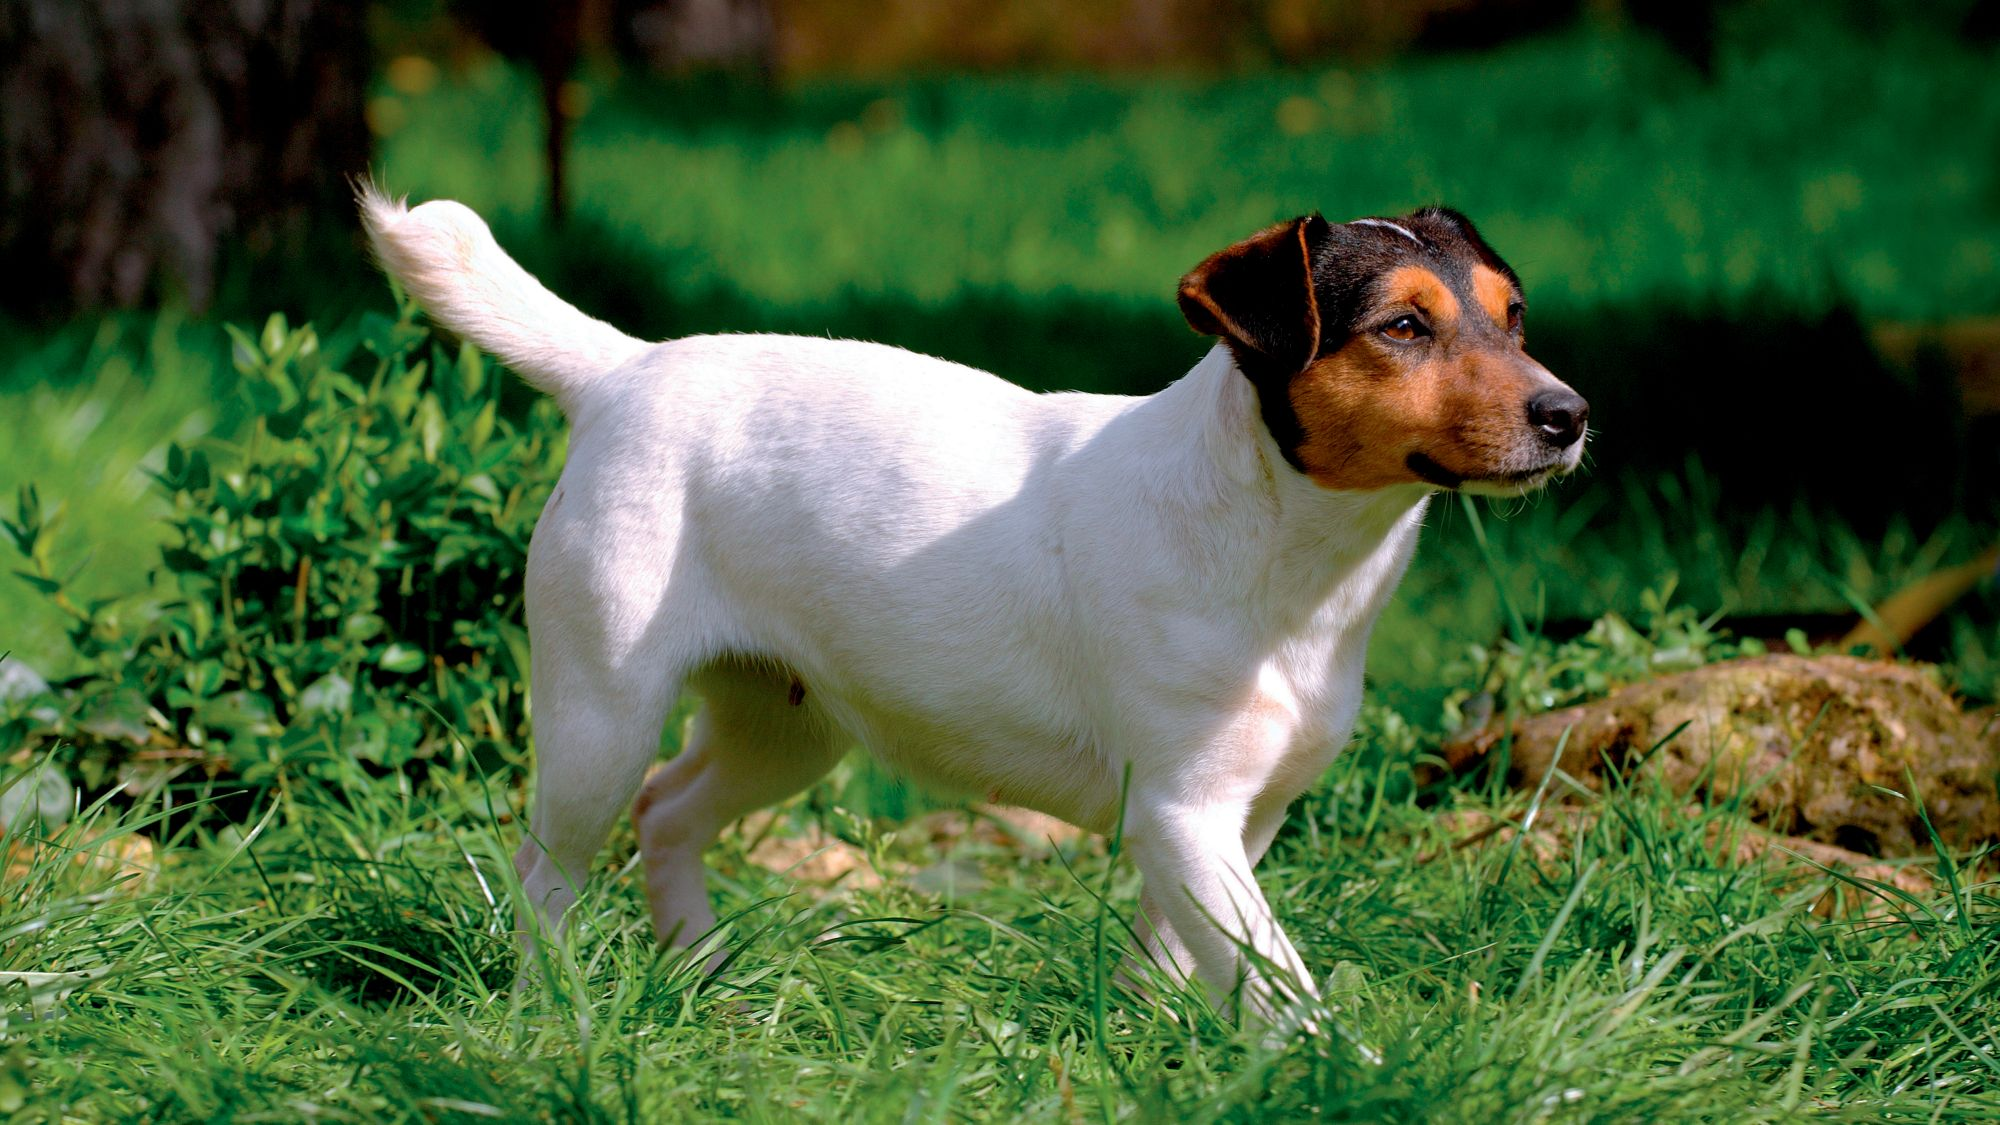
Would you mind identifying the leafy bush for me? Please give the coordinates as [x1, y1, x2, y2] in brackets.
[3, 306, 564, 793]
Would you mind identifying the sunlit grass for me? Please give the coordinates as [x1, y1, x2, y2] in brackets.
[377, 17, 2000, 322]
[0, 315, 225, 672]
[4, 732, 1995, 1120]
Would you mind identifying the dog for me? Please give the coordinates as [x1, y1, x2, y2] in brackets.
[360, 189, 1587, 1022]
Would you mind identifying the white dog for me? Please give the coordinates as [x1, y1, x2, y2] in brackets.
[361, 189, 1587, 1022]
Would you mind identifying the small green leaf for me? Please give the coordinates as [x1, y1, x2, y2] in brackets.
[200, 691, 280, 737]
[181, 660, 225, 698]
[76, 689, 155, 745]
[376, 642, 425, 674]
[298, 673, 353, 715]
[186, 450, 212, 493]
[342, 613, 386, 641]
[418, 396, 444, 462]
[225, 324, 262, 372]
[457, 341, 485, 399]
[11, 570, 60, 594]
[160, 547, 208, 573]
[261, 312, 289, 356]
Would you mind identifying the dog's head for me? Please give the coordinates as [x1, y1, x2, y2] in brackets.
[1178, 209, 1587, 495]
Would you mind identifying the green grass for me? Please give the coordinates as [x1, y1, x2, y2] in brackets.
[0, 315, 228, 671]
[6, 730, 1996, 1121]
[1381, 483, 2000, 711]
[380, 15, 2000, 323]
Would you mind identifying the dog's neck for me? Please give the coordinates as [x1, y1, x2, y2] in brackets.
[1134, 345, 1432, 633]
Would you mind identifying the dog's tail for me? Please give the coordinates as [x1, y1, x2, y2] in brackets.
[358, 182, 644, 410]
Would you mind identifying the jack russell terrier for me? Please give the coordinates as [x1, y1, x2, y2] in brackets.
[361, 188, 1588, 1023]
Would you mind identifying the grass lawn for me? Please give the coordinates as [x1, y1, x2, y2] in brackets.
[3, 8, 1999, 1120]
[382, 17, 2000, 322]
[9, 727, 1998, 1120]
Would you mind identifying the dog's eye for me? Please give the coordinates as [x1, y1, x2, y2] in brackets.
[1507, 302, 1526, 334]
[1380, 315, 1429, 342]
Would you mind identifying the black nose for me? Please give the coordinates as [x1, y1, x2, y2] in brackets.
[1527, 389, 1589, 448]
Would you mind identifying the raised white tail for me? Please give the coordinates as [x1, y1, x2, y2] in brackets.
[358, 183, 645, 411]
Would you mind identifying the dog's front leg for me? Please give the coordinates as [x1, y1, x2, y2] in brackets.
[1133, 885, 1196, 985]
[1134, 772, 1320, 986]
[1126, 796, 1316, 1025]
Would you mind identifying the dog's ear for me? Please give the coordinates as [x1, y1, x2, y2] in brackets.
[1177, 214, 1329, 373]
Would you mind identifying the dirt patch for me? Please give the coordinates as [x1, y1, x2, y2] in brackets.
[1440, 654, 2000, 857]
[733, 803, 1088, 895]
[2, 829, 157, 891]
[906, 804, 1087, 857]
[734, 810, 883, 889]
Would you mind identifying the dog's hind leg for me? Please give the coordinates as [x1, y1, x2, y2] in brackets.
[511, 518, 699, 944]
[634, 662, 844, 954]
[512, 648, 682, 943]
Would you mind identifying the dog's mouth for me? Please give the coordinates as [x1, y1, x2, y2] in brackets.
[1407, 444, 1583, 495]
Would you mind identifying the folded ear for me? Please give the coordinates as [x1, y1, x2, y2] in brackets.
[1177, 214, 1329, 373]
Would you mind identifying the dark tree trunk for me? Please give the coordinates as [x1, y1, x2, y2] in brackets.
[453, 1, 585, 226]
[0, 0, 369, 313]
[538, 0, 584, 225]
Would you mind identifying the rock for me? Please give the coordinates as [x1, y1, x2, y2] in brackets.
[0, 658, 51, 703]
[0, 761, 72, 831]
[0, 657, 60, 727]
[2, 828, 155, 891]
[908, 857, 984, 896]
[1450, 654, 2000, 857]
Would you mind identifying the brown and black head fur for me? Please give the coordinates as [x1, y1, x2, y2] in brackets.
[1179, 208, 1588, 494]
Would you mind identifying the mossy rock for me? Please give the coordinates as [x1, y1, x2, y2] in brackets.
[1489, 655, 1999, 856]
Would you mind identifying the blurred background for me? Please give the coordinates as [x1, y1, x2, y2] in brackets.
[3, 0, 1997, 723]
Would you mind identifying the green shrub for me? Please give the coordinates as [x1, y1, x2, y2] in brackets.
[3, 306, 564, 794]
[1443, 584, 1758, 727]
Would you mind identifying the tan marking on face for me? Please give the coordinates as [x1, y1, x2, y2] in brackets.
[1287, 337, 1551, 491]
[1472, 265, 1516, 330]
[1384, 265, 1460, 323]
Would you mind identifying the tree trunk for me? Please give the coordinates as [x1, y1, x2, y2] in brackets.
[0, 0, 369, 313]
[451, 0, 585, 225]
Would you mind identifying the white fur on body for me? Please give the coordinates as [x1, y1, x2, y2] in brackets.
[361, 188, 1430, 1021]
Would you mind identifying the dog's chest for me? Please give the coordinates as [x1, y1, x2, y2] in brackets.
[1243, 516, 1426, 785]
